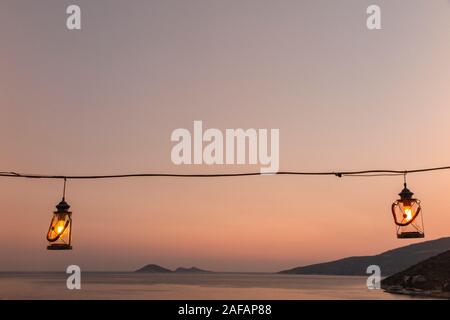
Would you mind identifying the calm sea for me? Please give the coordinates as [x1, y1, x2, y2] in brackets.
[0, 272, 424, 300]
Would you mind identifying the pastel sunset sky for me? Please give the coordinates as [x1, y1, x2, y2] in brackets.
[0, 0, 449, 272]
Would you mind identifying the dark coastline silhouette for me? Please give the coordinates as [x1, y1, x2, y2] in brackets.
[279, 237, 450, 276]
[382, 250, 450, 298]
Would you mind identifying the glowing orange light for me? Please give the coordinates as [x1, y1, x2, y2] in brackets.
[403, 206, 413, 222]
[56, 221, 65, 235]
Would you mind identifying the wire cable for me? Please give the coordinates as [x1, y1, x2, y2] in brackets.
[1, 165, 450, 180]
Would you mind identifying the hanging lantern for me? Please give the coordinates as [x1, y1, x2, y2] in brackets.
[47, 179, 72, 250]
[391, 181, 424, 239]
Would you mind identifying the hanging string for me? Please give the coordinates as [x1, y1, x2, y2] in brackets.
[1, 165, 450, 180]
[62, 178, 67, 200]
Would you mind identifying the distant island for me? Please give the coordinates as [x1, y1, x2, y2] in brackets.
[135, 264, 212, 274]
[133, 237, 450, 284]
[382, 250, 450, 299]
[279, 237, 450, 276]
[174, 267, 211, 273]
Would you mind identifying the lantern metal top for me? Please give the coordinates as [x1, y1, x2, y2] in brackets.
[55, 198, 71, 213]
[398, 183, 414, 200]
